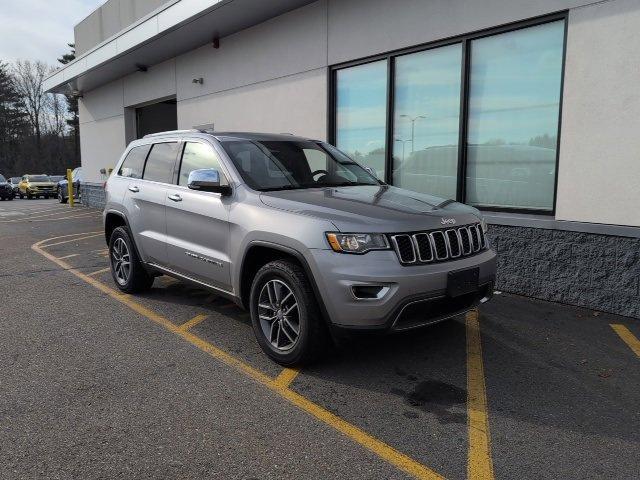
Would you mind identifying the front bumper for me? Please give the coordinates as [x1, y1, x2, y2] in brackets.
[308, 247, 497, 330]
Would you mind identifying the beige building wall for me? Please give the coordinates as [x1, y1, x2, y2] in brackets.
[76, 0, 640, 227]
[555, 0, 640, 227]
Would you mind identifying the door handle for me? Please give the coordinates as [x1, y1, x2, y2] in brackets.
[128, 185, 139, 193]
[168, 193, 182, 202]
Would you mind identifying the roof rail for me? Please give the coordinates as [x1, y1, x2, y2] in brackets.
[143, 129, 201, 138]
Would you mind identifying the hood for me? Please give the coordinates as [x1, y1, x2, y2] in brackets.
[28, 181, 55, 187]
[259, 185, 481, 232]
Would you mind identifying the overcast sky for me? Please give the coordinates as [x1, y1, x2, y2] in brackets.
[0, 0, 102, 66]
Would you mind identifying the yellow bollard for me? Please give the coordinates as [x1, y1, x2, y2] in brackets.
[66, 168, 74, 207]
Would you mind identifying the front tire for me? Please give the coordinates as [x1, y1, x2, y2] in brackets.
[108, 226, 154, 293]
[249, 259, 327, 366]
[58, 188, 67, 203]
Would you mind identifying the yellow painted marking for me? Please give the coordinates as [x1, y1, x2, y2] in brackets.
[178, 314, 209, 332]
[41, 232, 103, 248]
[57, 253, 80, 260]
[32, 234, 445, 480]
[273, 368, 300, 388]
[611, 324, 640, 358]
[466, 310, 495, 480]
[87, 267, 111, 277]
[10, 211, 100, 224]
[0, 208, 83, 222]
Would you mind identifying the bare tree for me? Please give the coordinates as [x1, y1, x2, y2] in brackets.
[45, 92, 67, 136]
[12, 60, 50, 150]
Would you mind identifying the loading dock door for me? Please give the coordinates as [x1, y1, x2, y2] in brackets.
[136, 99, 177, 138]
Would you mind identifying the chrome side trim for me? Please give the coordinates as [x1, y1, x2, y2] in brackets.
[147, 262, 236, 298]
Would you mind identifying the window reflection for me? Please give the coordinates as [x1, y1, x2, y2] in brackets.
[392, 44, 462, 199]
[336, 60, 388, 179]
[466, 21, 564, 210]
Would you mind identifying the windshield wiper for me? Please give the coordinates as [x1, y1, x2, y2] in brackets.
[324, 181, 377, 187]
[260, 185, 304, 192]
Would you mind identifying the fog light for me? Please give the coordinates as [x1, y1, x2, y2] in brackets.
[351, 285, 389, 300]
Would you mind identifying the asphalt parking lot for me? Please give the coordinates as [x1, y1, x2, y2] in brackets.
[1, 198, 639, 479]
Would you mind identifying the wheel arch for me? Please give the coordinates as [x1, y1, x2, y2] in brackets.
[238, 241, 331, 325]
[104, 210, 148, 274]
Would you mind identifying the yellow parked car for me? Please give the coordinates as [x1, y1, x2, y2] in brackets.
[18, 174, 57, 199]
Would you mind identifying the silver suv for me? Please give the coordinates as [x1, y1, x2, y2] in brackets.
[104, 131, 496, 365]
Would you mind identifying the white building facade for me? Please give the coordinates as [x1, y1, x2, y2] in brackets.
[45, 0, 640, 317]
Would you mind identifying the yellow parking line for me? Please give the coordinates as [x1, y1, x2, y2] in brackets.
[0, 208, 80, 222]
[32, 234, 445, 480]
[57, 253, 80, 260]
[466, 310, 495, 480]
[87, 267, 111, 277]
[24, 212, 99, 223]
[41, 232, 103, 248]
[273, 368, 300, 388]
[610, 324, 640, 358]
[178, 314, 209, 332]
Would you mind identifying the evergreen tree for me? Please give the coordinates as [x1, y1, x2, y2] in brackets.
[58, 43, 80, 163]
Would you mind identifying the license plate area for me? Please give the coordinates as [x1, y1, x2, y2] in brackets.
[447, 267, 479, 297]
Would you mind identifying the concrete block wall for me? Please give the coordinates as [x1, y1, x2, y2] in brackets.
[81, 183, 107, 209]
[488, 225, 640, 318]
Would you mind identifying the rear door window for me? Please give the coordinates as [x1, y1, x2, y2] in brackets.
[119, 145, 151, 179]
[142, 142, 180, 184]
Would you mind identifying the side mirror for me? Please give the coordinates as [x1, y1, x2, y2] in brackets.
[187, 169, 231, 195]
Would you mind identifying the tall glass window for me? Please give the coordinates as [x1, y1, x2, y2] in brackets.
[335, 60, 388, 179]
[466, 21, 565, 210]
[392, 44, 462, 199]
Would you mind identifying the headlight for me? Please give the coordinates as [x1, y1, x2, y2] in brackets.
[326, 232, 389, 254]
[480, 218, 488, 233]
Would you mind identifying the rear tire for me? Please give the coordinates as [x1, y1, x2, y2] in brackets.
[108, 226, 154, 293]
[249, 259, 328, 366]
[7, 195, 13, 201]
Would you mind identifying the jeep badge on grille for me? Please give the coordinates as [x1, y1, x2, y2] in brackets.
[440, 218, 456, 225]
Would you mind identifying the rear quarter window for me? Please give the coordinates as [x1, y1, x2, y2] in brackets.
[119, 145, 151, 179]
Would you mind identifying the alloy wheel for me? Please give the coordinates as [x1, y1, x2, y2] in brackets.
[111, 237, 131, 286]
[258, 279, 300, 351]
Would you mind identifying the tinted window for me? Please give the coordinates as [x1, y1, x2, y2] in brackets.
[119, 145, 150, 179]
[143, 143, 180, 183]
[220, 140, 379, 191]
[335, 60, 388, 180]
[0, 175, 5, 182]
[466, 21, 564, 210]
[178, 142, 227, 187]
[392, 44, 462, 199]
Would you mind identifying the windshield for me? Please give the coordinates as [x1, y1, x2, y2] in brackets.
[220, 139, 381, 191]
[0, 175, 5, 182]
[50, 175, 64, 182]
[28, 176, 51, 182]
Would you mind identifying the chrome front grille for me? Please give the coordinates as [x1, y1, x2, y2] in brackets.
[391, 224, 487, 265]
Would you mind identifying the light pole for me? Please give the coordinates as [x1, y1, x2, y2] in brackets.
[394, 137, 411, 162]
[400, 114, 426, 154]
